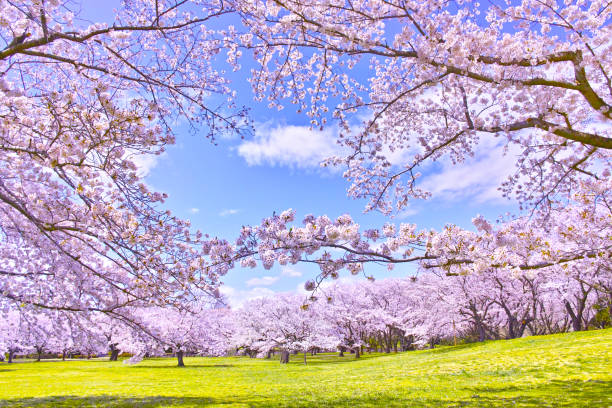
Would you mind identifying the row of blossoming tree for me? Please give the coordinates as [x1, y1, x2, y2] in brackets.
[0, 0, 610, 361]
[2, 260, 610, 366]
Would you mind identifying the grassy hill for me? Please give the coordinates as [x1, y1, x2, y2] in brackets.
[0, 329, 610, 407]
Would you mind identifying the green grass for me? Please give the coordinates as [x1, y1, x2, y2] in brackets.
[1, 329, 611, 407]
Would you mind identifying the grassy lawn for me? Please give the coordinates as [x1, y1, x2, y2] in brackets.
[0, 329, 610, 407]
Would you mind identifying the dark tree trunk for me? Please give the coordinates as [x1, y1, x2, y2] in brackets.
[279, 350, 290, 364]
[265, 350, 272, 359]
[565, 300, 583, 331]
[177, 350, 185, 367]
[515, 317, 533, 339]
[109, 344, 120, 361]
[476, 319, 487, 342]
[354, 347, 360, 358]
[36, 347, 43, 362]
[384, 332, 392, 353]
[7, 351, 13, 364]
[338, 346, 345, 357]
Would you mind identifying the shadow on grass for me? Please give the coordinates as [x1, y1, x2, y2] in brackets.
[2, 380, 610, 408]
[424, 342, 492, 355]
[273, 352, 395, 366]
[135, 364, 235, 369]
[0, 396, 215, 408]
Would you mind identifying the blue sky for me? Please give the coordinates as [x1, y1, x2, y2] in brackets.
[84, 1, 518, 307]
[143, 123, 517, 306]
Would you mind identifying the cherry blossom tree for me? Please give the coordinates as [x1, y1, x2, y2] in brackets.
[0, 309, 30, 363]
[218, 0, 612, 299]
[20, 309, 55, 361]
[1, 0, 609, 352]
[234, 0, 611, 214]
[0, 0, 245, 321]
[232, 294, 336, 364]
[116, 303, 232, 366]
[317, 282, 373, 357]
[398, 275, 459, 347]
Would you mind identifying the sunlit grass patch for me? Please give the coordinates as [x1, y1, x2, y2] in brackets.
[0, 329, 610, 407]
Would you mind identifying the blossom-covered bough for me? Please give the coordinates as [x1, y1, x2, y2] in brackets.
[220, 0, 612, 288]
[0, 0, 247, 321]
[0, 0, 610, 365]
[233, 0, 611, 214]
[228, 180, 610, 294]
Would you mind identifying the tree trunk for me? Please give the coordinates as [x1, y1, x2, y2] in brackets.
[177, 350, 185, 367]
[7, 351, 13, 364]
[475, 319, 487, 342]
[109, 344, 120, 361]
[354, 347, 360, 358]
[565, 300, 582, 331]
[279, 350, 290, 364]
[338, 349, 344, 357]
[516, 317, 533, 338]
[265, 350, 272, 359]
[62, 351, 66, 361]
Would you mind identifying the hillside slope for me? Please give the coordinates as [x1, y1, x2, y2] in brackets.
[0, 329, 610, 407]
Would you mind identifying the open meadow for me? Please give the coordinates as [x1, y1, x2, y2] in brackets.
[1, 1, 611, 407]
[0, 329, 610, 408]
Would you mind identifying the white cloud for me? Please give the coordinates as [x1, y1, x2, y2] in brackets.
[189, 208, 200, 214]
[280, 267, 303, 278]
[219, 285, 276, 308]
[219, 208, 240, 217]
[245, 276, 280, 287]
[396, 206, 419, 218]
[296, 275, 364, 295]
[237, 122, 341, 168]
[420, 136, 518, 204]
[130, 152, 164, 178]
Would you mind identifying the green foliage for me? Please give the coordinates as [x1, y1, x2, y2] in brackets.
[0, 329, 610, 407]
[592, 302, 612, 329]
